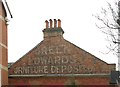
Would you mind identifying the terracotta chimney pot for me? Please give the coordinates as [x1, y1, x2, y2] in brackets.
[49, 19, 53, 28]
[54, 19, 57, 28]
[58, 19, 61, 28]
[45, 20, 49, 28]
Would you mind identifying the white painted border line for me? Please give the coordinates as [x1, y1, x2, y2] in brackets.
[0, 15, 5, 22]
[0, 64, 8, 71]
[0, 43, 8, 49]
[9, 74, 110, 77]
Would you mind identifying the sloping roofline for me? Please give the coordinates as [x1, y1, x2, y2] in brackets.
[65, 39, 116, 65]
[9, 39, 116, 69]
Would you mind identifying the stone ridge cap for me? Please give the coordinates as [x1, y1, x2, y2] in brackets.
[64, 39, 116, 66]
[9, 40, 44, 69]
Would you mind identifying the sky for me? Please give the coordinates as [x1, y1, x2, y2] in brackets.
[5, 0, 118, 68]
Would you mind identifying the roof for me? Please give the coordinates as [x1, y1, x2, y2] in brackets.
[8, 62, 14, 69]
[2, 0, 13, 18]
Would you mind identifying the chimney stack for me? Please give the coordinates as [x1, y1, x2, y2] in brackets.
[43, 19, 64, 39]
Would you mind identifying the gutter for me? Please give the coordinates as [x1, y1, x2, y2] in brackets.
[2, 0, 13, 18]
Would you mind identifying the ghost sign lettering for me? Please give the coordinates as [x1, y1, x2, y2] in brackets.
[13, 45, 93, 74]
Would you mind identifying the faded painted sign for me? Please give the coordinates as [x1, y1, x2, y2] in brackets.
[12, 45, 94, 74]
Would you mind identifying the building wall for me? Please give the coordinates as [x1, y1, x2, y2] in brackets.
[0, 1, 8, 86]
[8, 19, 116, 86]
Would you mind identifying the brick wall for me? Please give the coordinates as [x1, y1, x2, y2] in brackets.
[0, 1, 8, 86]
[9, 75, 110, 85]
